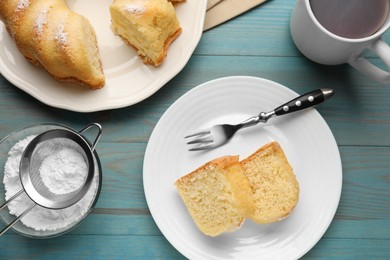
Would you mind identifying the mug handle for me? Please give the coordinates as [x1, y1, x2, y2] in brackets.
[349, 38, 390, 83]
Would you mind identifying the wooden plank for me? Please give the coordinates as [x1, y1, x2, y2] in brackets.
[0, 234, 389, 259]
[196, 0, 390, 57]
[2, 145, 388, 242]
[0, 235, 185, 260]
[1, 56, 390, 145]
[305, 238, 390, 259]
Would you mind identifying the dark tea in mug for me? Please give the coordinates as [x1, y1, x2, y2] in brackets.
[310, 0, 390, 39]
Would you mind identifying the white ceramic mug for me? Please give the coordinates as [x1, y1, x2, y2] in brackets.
[290, 0, 390, 83]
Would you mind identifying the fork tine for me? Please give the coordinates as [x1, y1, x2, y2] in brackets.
[186, 138, 213, 145]
[184, 130, 210, 139]
[188, 144, 215, 152]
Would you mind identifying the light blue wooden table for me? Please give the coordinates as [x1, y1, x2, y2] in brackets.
[1, 0, 390, 259]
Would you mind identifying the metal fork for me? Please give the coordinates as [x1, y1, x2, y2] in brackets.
[185, 88, 334, 151]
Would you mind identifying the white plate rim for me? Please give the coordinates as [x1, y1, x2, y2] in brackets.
[0, 0, 207, 112]
[143, 76, 343, 260]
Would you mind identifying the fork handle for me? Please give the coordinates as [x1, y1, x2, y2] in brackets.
[274, 88, 334, 116]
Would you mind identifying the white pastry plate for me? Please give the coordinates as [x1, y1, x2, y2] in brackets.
[143, 76, 342, 260]
[0, 0, 207, 112]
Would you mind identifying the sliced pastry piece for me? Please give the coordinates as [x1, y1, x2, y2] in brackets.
[240, 142, 300, 224]
[110, 0, 182, 66]
[175, 156, 254, 237]
[0, 0, 105, 89]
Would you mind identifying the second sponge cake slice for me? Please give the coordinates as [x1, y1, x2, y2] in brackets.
[175, 155, 254, 237]
[241, 142, 300, 224]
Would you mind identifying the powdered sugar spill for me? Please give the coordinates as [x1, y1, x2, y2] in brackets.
[3, 135, 99, 232]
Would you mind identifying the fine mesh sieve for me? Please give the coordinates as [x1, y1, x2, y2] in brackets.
[0, 123, 102, 236]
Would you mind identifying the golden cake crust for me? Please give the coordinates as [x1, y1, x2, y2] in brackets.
[0, 0, 105, 89]
[168, 0, 186, 5]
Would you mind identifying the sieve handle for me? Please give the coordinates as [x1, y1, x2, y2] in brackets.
[0, 189, 24, 211]
[0, 189, 29, 236]
[78, 123, 102, 151]
[0, 203, 35, 236]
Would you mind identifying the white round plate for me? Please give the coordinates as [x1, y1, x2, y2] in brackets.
[143, 76, 342, 260]
[0, 0, 207, 112]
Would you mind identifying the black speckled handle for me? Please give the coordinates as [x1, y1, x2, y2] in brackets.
[274, 89, 334, 116]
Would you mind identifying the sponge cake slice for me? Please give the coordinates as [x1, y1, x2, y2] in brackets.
[175, 155, 254, 237]
[240, 142, 300, 224]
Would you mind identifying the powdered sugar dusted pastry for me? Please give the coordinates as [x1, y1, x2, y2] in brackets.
[0, 0, 105, 89]
[110, 0, 182, 66]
